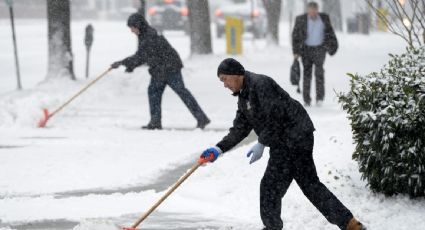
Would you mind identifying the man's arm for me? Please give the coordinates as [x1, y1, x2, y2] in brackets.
[322, 14, 338, 55]
[120, 46, 148, 72]
[292, 16, 304, 56]
[216, 108, 253, 153]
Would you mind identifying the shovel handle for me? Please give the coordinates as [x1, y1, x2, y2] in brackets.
[130, 156, 212, 228]
[49, 68, 112, 117]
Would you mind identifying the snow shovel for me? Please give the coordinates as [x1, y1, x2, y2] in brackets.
[37, 68, 112, 128]
[122, 154, 214, 230]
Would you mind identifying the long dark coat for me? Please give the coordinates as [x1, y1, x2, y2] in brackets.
[292, 13, 338, 56]
[216, 71, 315, 152]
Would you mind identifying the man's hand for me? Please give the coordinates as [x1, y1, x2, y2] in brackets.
[110, 61, 122, 69]
[247, 142, 265, 164]
[200, 147, 222, 163]
[125, 66, 135, 73]
[293, 54, 300, 60]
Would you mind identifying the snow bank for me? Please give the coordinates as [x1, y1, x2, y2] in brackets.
[72, 220, 121, 230]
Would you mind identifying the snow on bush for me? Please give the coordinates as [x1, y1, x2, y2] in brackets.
[338, 47, 425, 197]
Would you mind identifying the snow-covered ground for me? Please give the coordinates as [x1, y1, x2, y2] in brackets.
[1, 19, 425, 230]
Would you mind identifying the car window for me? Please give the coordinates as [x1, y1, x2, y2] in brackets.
[233, 0, 248, 3]
[221, 0, 263, 8]
[153, 0, 182, 7]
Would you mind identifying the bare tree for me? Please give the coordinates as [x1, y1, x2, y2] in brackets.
[366, 0, 425, 47]
[263, 0, 282, 45]
[47, 0, 75, 80]
[187, 0, 212, 54]
[322, 0, 343, 31]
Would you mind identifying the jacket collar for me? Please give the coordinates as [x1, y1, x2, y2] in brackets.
[235, 71, 251, 98]
[303, 13, 326, 21]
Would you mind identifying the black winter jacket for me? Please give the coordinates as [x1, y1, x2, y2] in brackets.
[121, 13, 183, 78]
[216, 71, 315, 152]
[292, 13, 338, 56]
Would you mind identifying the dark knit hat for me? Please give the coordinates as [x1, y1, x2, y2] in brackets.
[217, 58, 245, 76]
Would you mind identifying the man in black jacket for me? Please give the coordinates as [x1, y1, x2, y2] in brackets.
[200, 59, 365, 230]
[111, 13, 210, 130]
[292, 1, 338, 106]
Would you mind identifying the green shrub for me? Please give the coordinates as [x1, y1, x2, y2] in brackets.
[338, 47, 425, 197]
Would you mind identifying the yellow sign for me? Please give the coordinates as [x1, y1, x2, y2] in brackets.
[377, 8, 389, 32]
[225, 16, 243, 55]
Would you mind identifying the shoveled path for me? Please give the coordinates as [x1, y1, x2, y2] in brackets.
[6, 132, 256, 230]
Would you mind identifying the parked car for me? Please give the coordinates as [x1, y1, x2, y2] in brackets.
[213, 0, 267, 38]
[147, 0, 189, 34]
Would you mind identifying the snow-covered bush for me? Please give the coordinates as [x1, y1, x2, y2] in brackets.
[338, 47, 425, 197]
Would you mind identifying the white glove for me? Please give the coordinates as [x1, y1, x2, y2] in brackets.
[246, 142, 265, 164]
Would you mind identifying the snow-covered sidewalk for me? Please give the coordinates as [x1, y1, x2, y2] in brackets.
[1, 20, 425, 230]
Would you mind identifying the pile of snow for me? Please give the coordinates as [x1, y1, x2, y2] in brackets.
[72, 220, 121, 230]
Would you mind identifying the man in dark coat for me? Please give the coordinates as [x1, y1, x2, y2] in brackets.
[200, 59, 365, 230]
[292, 1, 338, 106]
[111, 13, 210, 130]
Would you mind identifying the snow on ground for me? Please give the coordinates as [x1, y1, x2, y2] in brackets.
[1, 19, 425, 230]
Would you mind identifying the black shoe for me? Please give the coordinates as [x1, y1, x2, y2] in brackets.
[196, 118, 211, 129]
[141, 122, 162, 130]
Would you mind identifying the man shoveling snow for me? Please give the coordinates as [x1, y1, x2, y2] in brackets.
[200, 58, 366, 230]
[111, 13, 210, 130]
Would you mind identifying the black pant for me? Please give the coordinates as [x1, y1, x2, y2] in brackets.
[260, 134, 353, 230]
[148, 71, 208, 124]
[302, 46, 326, 104]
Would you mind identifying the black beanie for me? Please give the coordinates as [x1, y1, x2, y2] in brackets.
[217, 58, 245, 76]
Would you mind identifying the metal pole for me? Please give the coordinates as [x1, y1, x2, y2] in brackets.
[84, 24, 93, 79]
[85, 49, 90, 79]
[9, 4, 22, 90]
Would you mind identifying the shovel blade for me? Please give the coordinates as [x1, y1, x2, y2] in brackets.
[37, 108, 50, 128]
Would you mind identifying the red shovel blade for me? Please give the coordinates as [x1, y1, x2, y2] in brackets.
[37, 108, 50, 128]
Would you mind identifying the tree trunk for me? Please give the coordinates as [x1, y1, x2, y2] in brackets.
[187, 0, 212, 54]
[322, 0, 343, 31]
[303, 0, 308, 12]
[263, 0, 282, 45]
[138, 0, 146, 17]
[47, 0, 75, 80]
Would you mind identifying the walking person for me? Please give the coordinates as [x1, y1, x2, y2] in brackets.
[292, 1, 338, 106]
[200, 58, 365, 230]
[111, 13, 210, 130]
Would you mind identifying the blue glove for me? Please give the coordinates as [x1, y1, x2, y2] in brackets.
[200, 147, 222, 163]
[247, 142, 265, 164]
